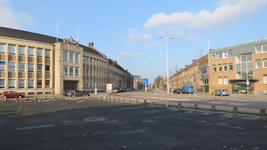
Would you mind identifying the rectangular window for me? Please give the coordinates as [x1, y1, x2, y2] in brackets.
[28, 63, 34, 72]
[90, 58, 92, 64]
[223, 63, 227, 71]
[37, 64, 42, 73]
[63, 65, 68, 76]
[19, 46, 25, 56]
[8, 79, 15, 88]
[8, 62, 15, 72]
[28, 47, 34, 57]
[0, 79, 4, 88]
[255, 45, 262, 54]
[0, 63, 5, 71]
[45, 64, 50, 73]
[218, 64, 222, 72]
[218, 52, 222, 59]
[28, 80, 34, 88]
[37, 80, 42, 88]
[19, 63, 25, 72]
[19, 79, 25, 88]
[224, 77, 228, 85]
[75, 53, 79, 63]
[9, 45, 16, 55]
[0, 43, 5, 54]
[218, 77, 222, 85]
[223, 51, 228, 59]
[87, 81, 89, 88]
[229, 63, 233, 71]
[264, 74, 267, 84]
[256, 59, 261, 69]
[263, 44, 267, 53]
[45, 80, 50, 88]
[228, 51, 232, 58]
[64, 51, 68, 62]
[87, 69, 89, 76]
[45, 50, 50, 59]
[75, 67, 79, 77]
[90, 69, 92, 76]
[69, 52, 74, 63]
[83, 56, 85, 64]
[263, 59, 267, 68]
[37, 48, 42, 58]
[69, 66, 74, 76]
[86, 57, 89, 64]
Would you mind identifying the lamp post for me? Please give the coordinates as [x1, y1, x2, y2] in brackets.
[142, 62, 150, 92]
[160, 36, 174, 95]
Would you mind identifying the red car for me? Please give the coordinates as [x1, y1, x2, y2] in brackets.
[1, 91, 25, 98]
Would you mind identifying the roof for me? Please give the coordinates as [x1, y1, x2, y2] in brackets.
[0, 26, 103, 57]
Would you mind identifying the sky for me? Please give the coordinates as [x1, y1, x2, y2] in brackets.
[0, 0, 267, 83]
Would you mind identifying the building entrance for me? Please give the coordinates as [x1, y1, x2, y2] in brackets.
[64, 81, 78, 91]
[232, 81, 254, 94]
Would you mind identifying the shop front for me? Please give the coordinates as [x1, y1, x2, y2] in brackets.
[229, 79, 259, 94]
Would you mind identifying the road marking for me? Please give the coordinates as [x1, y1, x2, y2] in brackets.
[15, 105, 23, 114]
[23, 106, 27, 113]
[15, 124, 54, 130]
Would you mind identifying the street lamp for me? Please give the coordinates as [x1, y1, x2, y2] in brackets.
[160, 36, 174, 95]
[142, 62, 150, 92]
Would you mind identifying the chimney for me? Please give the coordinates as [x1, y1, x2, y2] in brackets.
[180, 68, 183, 71]
[185, 65, 189, 68]
[114, 60, 117, 63]
[192, 59, 197, 63]
[88, 42, 94, 47]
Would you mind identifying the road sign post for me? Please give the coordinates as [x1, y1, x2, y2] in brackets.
[95, 83, 97, 94]
[143, 79, 148, 92]
[246, 79, 249, 94]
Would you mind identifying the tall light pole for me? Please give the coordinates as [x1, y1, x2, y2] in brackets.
[142, 62, 150, 92]
[160, 36, 174, 95]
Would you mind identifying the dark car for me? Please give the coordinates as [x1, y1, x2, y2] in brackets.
[66, 90, 90, 97]
[1, 91, 25, 98]
[170, 88, 178, 94]
[176, 89, 183, 94]
[62, 90, 72, 96]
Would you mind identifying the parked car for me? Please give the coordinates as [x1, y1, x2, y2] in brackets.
[66, 90, 90, 97]
[176, 89, 183, 94]
[182, 85, 194, 94]
[62, 90, 73, 96]
[113, 88, 118, 93]
[212, 89, 230, 96]
[1, 91, 25, 98]
[170, 88, 178, 94]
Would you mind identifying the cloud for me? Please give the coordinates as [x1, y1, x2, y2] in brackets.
[119, 51, 130, 55]
[185, 34, 200, 41]
[132, 51, 143, 56]
[158, 54, 163, 57]
[142, 42, 162, 48]
[119, 51, 143, 56]
[144, 0, 267, 30]
[155, 26, 184, 37]
[158, 60, 166, 64]
[127, 27, 138, 33]
[127, 27, 152, 41]
[0, 0, 37, 29]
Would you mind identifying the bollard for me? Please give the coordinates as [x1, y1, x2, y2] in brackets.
[83, 95, 85, 98]
[5, 97, 7, 101]
[123, 98, 125, 102]
[15, 97, 17, 101]
[144, 100, 146, 104]
[151, 101, 154, 106]
[86, 95, 88, 98]
[100, 96, 103, 99]
[136, 99, 138, 104]
[213, 92, 215, 99]
[166, 101, 168, 107]
[34, 96, 37, 101]
[178, 103, 182, 109]
[194, 104, 197, 110]
[24, 97, 27, 101]
[128, 99, 130, 103]
[212, 105, 216, 111]
[233, 107, 238, 113]
[260, 109, 266, 116]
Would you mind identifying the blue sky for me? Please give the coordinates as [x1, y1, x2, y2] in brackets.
[0, 0, 267, 83]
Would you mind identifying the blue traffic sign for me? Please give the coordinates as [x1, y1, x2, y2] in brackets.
[143, 78, 148, 84]
[189, 80, 191, 84]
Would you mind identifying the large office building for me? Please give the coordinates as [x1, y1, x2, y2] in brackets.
[0, 27, 131, 95]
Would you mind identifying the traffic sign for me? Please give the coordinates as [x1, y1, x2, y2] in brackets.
[246, 79, 249, 85]
[189, 80, 191, 84]
[143, 78, 148, 84]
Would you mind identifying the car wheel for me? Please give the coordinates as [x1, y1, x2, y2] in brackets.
[3, 96, 6, 98]
[18, 96, 21, 98]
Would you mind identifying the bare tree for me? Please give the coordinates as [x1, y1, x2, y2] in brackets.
[169, 68, 173, 77]
[198, 46, 203, 59]
[174, 62, 179, 73]
[155, 75, 162, 87]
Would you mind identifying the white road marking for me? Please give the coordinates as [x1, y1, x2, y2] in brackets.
[15, 124, 55, 130]
[15, 105, 23, 114]
[23, 106, 27, 113]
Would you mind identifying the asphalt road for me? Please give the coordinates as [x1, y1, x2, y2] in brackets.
[0, 99, 267, 149]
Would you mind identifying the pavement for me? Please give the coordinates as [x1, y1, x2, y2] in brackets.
[1, 98, 267, 149]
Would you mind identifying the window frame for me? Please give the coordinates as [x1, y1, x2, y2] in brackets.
[218, 77, 222, 85]
[69, 66, 74, 77]
[8, 79, 15, 88]
[19, 62, 25, 72]
[19, 79, 25, 88]
[263, 59, 267, 68]
[63, 51, 68, 62]
[255, 59, 261, 69]
[8, 45, 16, 55]
[8, 62, 15, 72]
[37, 48, 43, 58]
[223, 63, 227, 72]
[19, 46, 25, 56]
[229, 63, 233, 71]
[224, 76, 228, 85]
[75, 67, 79, 77]
[28, 47, 34, 57]
[63, 65, 68, 76]
[218, 64, 222, 72]
[28, 79, 34, 88]
[28, 63, 34, 73]
[37, 64, 43, 73]
[264, 74, 267, 84]
[69, 52, 74, 63]
[75, 53, 79, 63]
[0, 43, 5, 54]
[45, 64, 50, 73]
[0, 62, 5, 71]
[45, 50, 50, 59]
[212, 65, 216, 73]
[37, 79, 42, 88]
[0, 79, 4, 88]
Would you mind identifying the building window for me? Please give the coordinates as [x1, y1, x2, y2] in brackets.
[235, 54, 253, 79]
[218, 77, 222, 85]
[224, 77, 228, 85]
[229, 63, 233, 71]
[87, 69, 89, 76]
[64, 51, 68, 62]
[19, 63, 25, 72]
[256, 59, 261, 69]
[212, 65, 216, 72]
[264, 74, 267, 84]
[9, 79, 15, 88]
[263, 59, 267, 68]
[8, 62, 15, 72]
[19, 79, 25, 88]
[223, 63, 227, 71]
[0, 62, 5, 71]
[90, 69, 92, 76]
[223, 51, 228, 59]
[45, 80, 50, 88]
[0, 43, 5, 54]
[37, 80, 42, 88]
[9, 45, 16, 55]
[19, 46, 25, 56]
[75, 67, 79, 77]
[37, 64, 42, 73]
[28, 80, 34, 88]
[28, 47, 34, 57]
[218, 64, 222, 72]
[37, 48, 42, 58]
[83, 56, 85, 64]
[69, 52, 74, 63]
[28, 64, 34, 72]
[45, 64, 50, 73]
[255, 44, 267, 54]
[86, 57, 89, 64]
[218, 52, 222, 59]
[45, 50, 50, 59]
[75, 53, 79, 63]
[0, 79, 5, 88]
[69, 66, 74, 76]
[63, 65, 68, 76]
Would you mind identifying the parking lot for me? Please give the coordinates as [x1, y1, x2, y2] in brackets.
[1, 98, 267, 149]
